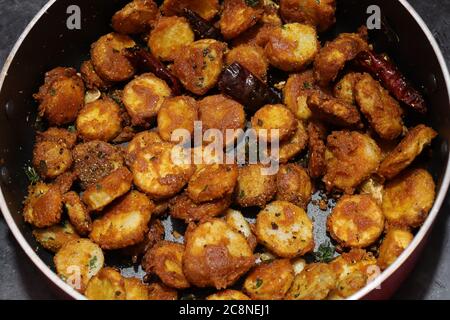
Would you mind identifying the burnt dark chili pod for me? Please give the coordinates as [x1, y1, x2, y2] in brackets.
[354, 50, 427, 114]
[218, 62, 282, 114]
[183, 8, 223, 41]
[124, 47, 182, 96]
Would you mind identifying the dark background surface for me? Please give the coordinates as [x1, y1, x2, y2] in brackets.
[0, 0, 449, 300]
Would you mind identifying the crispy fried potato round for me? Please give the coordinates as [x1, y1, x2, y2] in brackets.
[161, 0, 219, 21]
[145, 241, 190, 289]
[125, 131, 162, 166]
[131, 142, 195, 199]
[187, 164, 238, 203]
[76, 98, 122, 142]
[226, 44, 268, 81]
[63, 192, 92, 236]
[124, 277, 150, 300]
[32, 140, 72, 179]
[378, 125, 437, 180]
[183, 219, 254, 289]
[307, 121, 327, 178]
[280, 0, 336, 32]
[251, 104, 297, 142]
[256, 201, 314, 258]
[33, 221, 80, 253]
[244, 259, 294, 300]
[265, 23, 319, 72]
[149, 16, 195, 61]
[277, 120, 309, 163]
[285, 263, 336, 300]
[307, 91, 362, 128]
[314, 29, 369, 86]
[147, 282, 178, 300]
[173, 39, 226, 95]
[73, 141, 124, 189]
[275, 164, 312, 209]
[382, 168, 435, 228]
[355, 73, 404, 140]
[235, 164, 277, 208]
[123, 73, 172, 126]
[85, 268, 126, 300]
[327, 195, 385, 248]
[24, 183, 63, 228]
[112, 0, 160, 35]
[91, 33, 136, 82]
[34, 67, 85, 125]
[323, 131, 382, 194]
[169, 192, 232, 223]
[157, 96, 198, 142]
[333, 72, 363, 105]
[377, 228, 414, 270]
[198, 94, 246, 144]
[220, 0, 263, 40]
[206, 290, 250, 300]
[90, 191, 154, 249]
[225, 209, 254, 242]
[82, 167, 133, 211]
[283, 71, 316, 120]
[36, 127, 77, 148]
[54, 239, 104, 293]
[80, 60, 113, 91]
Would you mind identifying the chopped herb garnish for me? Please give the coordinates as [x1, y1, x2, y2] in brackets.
[245, 0, 261, 7]
[68, 125, 76, 132]
[239, 190, 245, 198]
[255, 278, 263, 289]
[202, 48, 210, 57]
[88, 256, 98, 270]
[25, 166, 40, 184]
[314, 241, 335, 263]
[303, 82, 312, 89]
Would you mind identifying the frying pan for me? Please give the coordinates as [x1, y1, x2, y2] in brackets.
[0, 0, 449, 300]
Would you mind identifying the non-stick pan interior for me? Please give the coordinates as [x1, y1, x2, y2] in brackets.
[0, 0, 448, 297]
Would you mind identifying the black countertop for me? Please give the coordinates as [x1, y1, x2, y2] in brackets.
[0, 0, 449, 300]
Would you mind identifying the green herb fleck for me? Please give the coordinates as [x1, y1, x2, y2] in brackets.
[316, 0, 321, 4]
[303, 82, 312, 89]
[245, 0, 261, 8]
[88, 256, 98, 270]
[255, 278, 263, 289]
[49, 88, 57, 96]
[25, 166, 40, 184]
[239, 190, 245, 198]
[314, 241, 335, 263]
[68, 125, 76, 132]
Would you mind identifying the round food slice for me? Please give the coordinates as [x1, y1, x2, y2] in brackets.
[327, 194, 385, 248]
[85, 268, 126, 300]
[277, 120, 309, 163]
[32, 221, 80, 253]
[235, 164, 277, 208]
[226, 44, 268, 81]
[275, 164, 312, 209]
[255, 201, 314, 258]
[125, 131, 163, 166]
[23, 182, 63, 228]
[377, 228, 414, 270]
[112, 0, 160, 34]
[280, 0, 336, 32]
[32, 140, 72, 179]
[283, 71, 316, 121]
[219, 0, 263, 40]
[63, 192, 92, 236]
[251, 104, 297, 143]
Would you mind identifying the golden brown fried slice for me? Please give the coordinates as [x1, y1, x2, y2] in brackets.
[280, 0, 336, 32]
[207, 290, 251, 300]
[169, 192, 232, 223]
[277, 120, 309, 163]
[36, 127, 77, 148]
[131, 142, 195, 199]
[173, 39, 226, 95]
[285, 263, 336, 300]
[54, 239, 104, 293]
[125, 131, 162, 166]
[307, 91, 362, 128]
[377, 228, 414, 270]
[333, 72, 364, 105]
[23, 182, 63, 228]
[161, 0, 219, 21]
[33, 221, 80, 253]
[220, 0, 263, 40]
[251, 104, 297, 142]
[187, 164, 238, 203]
[85, 268, 126, 300]
[183, 219, 254, 289]
[235, 164, 277, 208]
[91, 33, 136, 82]
[89, 191, 154, 249]
[148, 16, 195, 62]
[32, 140, 72, 179]
[157, 96, 198, 142]
[283, 70, 316, 120]
[382, 168, 435, 228]
[76, 98, 122, 142]
[63, 192, 92, 236]
[144, 241, 190, 289]
[147, 282, 178, 300]
[124, 277, 150, 300]
[34, 67, 85, 125]
[82, 167, 133, 211]
[265, 23, 319, 72]
[275, 164, 312, 209]
[226, 44, 269, 81]
[123, 73, 172, 127]
[355, 73, 404, 140]
[73, 141, 124, 189]
[313, 28, 369, 86]
[244, 259, 294, 300]
[323, 131, 382, 194]
[307, 121, 327, 178]
[112, 0, 160, 35]
[378, 125, 437, 179]
[224, 209, 257, 250]
[327, 195, 384, 248]
[256, 201, 314, 258]
[80, 60, 113, 91]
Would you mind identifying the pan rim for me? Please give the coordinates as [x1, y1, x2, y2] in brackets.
[0, 0, 449, 301]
